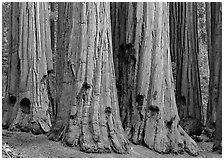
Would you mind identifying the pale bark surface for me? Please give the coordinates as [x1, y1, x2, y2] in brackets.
[3, 2, 54, 134]
[111, 2, 199, 156]
[169, 2, 203, 136]
[205, 2, 222, 152]
[48, 2, 129, 154]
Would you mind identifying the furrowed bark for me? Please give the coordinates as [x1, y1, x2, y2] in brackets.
[3, 2, 54, 135]
[47, 2, 73, 141]
[206, 2, 222, 152]
[2, 2, 20, 129]
[169, 2, 203, 136]
[205, 2, 222, 131]
[111, 2, 199, 156]
[48, 2, 129, 154]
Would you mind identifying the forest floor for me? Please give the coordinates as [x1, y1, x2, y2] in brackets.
[2, 130, 221, 158]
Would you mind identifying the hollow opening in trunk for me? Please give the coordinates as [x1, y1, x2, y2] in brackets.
[20, 98, 31, 114]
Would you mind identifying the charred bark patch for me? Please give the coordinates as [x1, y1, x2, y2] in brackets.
[147, 105, 159, 112]
[136, 95, 144, 106]
[9, 96, 17, 105]
[82, 82, 91, 90]
[180, 96, 186, 105]
[105, 106, 112, 114]
[47, 69, 54, 74]
[2, 96, 17, 129]
[118, 43, 136, 64]
[166, 121, 173, 129]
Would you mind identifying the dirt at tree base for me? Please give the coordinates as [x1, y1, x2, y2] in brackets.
[2, 130, 221, 158]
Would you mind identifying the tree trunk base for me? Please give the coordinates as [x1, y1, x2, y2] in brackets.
[178, 126, 199, 156]
[126, 112, 199, 156]
[63, 118, 130, 154]
[47, 120, 68, 142]
[180, 117, 203, 136]
[213, 140, 222, 153]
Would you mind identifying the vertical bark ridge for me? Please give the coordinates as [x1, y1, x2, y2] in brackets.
[50, 2, 129, 153]
[48, 2, 73, 141]
[205, 2, 222, 152]
[170, 2, 203, 136]
[4, 3, 53, 135]
[111, 2, 199, 156]
[206, 2, 222, 128]
[3, 2, 20, 128]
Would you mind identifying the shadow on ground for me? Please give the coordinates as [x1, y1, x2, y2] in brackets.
[2, 130, 221, 158]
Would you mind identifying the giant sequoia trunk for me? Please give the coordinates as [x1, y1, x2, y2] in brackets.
[2, 2, 54, 134]
[111, 2, 199, 156]
[205, 2, 222, 152]
[48, 2, 129, 154]
[169, 2, 203, 136]
[50, 2, 56, 55]
[2, 2, 20, 129]
[205, 2, 222, 128]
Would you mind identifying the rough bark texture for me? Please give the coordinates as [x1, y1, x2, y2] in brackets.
[47, 2, 73, 142]
[48, 2, 57, 121]
[205, 2, 222, 127]
[2, 2, 20, 129]
[205, 2, 222, 152]
[111, 2, 199, 156]
[169, 2, 203, 136]
[2, 2, 54, 135]
[48, 2, 129, 154]
[50, 2, 56, 55]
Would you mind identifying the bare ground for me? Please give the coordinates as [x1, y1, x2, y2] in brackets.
[2, 130, 222, 158]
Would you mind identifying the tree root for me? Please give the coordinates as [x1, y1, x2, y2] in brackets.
[178, 125, 199, 156]
[63, 117, 129, 154]
[47, 120, 68, 142]
[128, 112, 199, 156]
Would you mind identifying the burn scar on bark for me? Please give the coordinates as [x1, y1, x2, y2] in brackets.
[105, 106, 112, 114]
[148, 105, 159, 111]
[118, 43, 136, 64]
[145, 105, 160, 117]
[9, 96, 17, 105]
[165, 116, 176, 130]
[180, 96, 186, 105]
[136, 95, 144, 107]
[47, 69, 54, 74]
[82, 82, 91, 90]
